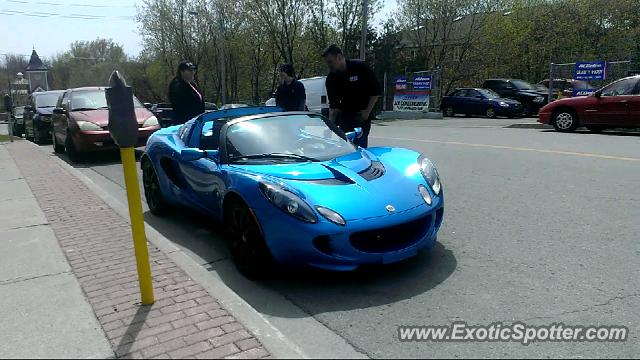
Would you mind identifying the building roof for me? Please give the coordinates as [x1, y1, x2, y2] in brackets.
[24, 50, 48, 71]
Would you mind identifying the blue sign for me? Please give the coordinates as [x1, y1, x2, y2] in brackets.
[395, 77, 408, 90]
[573, 89, 595, 97]
[413, 76, 432, 90]
[574, 61, 607, 80]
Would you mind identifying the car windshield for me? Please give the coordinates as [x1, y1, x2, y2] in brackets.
[225, 114, 355, 163]
[511, 80, 535, 90]
[35, 93, 62, 108]
[478, 89, 500, 98]
[71, 90, 144, 111]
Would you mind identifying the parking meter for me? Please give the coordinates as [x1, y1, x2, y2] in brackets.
[106, 71, 138, 148]
[106, 70, 154, 305]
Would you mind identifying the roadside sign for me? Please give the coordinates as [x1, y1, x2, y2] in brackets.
[393, 91, 430, 112]
[574, 61, 607, 80]
[395, 77, 408, 91]
[413, 76, 432, 90]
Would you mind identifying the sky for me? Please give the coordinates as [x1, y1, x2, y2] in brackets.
[0, 0, 398, 63]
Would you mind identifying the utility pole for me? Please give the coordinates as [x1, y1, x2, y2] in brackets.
[360, 0, 369, 61]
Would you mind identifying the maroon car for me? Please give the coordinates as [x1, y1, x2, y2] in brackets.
[51, 87, 160, 161]
[538, 76, 640, 132]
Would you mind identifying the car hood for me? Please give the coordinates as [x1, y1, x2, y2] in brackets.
[70, 108, 153, 126]
[518, 90, 547, 98]
[232, 149, 428, 220]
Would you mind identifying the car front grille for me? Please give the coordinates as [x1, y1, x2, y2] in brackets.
[350, 214, 432, 253]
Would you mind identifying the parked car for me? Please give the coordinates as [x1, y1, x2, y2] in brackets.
[150, 103, 175, 128]
[265, 76, 330, 117]
[539, 79, 593, 99]
[141, 107, 444, 277]
[11, 106, 25, 136]
[538, 75, 640, 132]
[482, 79, 548, 116]
[441, 88, 522, 118]
[51, 87, 160, 162]
[23, 90, 65, 144]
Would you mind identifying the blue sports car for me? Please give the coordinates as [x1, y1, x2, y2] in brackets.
[141, 107, 444, 277]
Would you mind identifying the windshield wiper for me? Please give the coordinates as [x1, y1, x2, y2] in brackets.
[229, 153, 319, 162]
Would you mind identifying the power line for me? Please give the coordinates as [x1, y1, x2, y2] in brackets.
[2, 0, 135, 8]
[0, 9, 135, 20]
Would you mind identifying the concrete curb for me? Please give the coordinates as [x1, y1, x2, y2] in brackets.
[32, 143, 306, 359]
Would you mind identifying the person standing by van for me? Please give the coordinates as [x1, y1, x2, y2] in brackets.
[168, 60, 205, 125]
[322, 44, 380, 148]
[275, 63, 306, 111]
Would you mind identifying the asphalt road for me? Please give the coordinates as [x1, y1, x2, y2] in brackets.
[27, 117, 640, 358]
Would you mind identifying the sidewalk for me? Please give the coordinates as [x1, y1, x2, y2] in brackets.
[1, 139, 270, 359]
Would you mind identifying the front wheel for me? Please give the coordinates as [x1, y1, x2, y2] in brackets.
[485, 107, 497, 119]
[552, 110, 579, 132]
[65, 136, 82, 163]
[225, 200, 274, 278]
[521, 104, 532, 117]
[52, 132, 64, 153]
[141, 159, 171, 216]
[33, 122, 44, 144]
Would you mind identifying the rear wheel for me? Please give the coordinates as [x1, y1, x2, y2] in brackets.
[141, 158, 171, 215]
[33, 121, 44, 144]
[444, 107, 455, 117]
[225, 200, 273, 278]
[552, 109, 579, 132]
[52, 132, 64, 153]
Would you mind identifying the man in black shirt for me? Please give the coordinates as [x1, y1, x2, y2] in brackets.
[275, 63, 306, 111]
[322, 44, 380, 148]
[168, 60, 205, 125]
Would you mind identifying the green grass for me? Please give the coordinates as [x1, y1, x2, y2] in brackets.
[0, 134, 20, 143]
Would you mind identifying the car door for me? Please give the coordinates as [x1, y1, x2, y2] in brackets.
[626, 80, 640, 128]
[52, 91, 70, 143]
[465, 90, 486, 115]
[592, 78, 638, 125]
[177, 119, 227, 218]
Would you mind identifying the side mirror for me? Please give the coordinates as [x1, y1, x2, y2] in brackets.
[53, 108, 65, 115]
[594, 90, 602, 98]
[144, 102, 153, 109]
[346, 127, 364, 142]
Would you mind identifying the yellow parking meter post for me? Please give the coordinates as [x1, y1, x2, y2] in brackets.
[106, 70, 154, 305]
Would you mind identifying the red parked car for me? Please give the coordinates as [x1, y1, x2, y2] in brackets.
[52, 87, 160, 162]
[538, 76, 640, 132]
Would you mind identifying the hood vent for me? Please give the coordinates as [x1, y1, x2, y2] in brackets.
[358, 161, 385, 181]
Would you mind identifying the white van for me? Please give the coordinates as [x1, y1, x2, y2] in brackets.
[266, 76, 329, 116]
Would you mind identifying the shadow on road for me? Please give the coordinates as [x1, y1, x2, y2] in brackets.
[540, 129, 640, 137]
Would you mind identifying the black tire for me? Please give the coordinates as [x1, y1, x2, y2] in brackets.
[65, 136, 82, 163]
[225, 199, 273, 278]
[141, 158, 171, 216]
[32, 121, 44, 144]
[552, 109, 579, 132]
[521, 104, 532, 117]
[25, 124, 34, 141]
[12, 122, 23, 137]
[52, 132, 64, 153]
[485, 107, 497, 119]
[444, 107, 455, 117]
[587, 126, 604, 133]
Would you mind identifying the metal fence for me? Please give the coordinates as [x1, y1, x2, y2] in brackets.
[547, 61, 633, 103]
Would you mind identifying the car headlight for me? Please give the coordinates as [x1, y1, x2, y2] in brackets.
[499, 101, 509, 107]
[534, 96, 544, 103]
[418, 185, 432, 205]
[316, 206, 346, 226]
[143, 115, 159, 127]
[77, 121, 102, 131]
[419, 156, 441, 196]
[259, 182, 317, 223]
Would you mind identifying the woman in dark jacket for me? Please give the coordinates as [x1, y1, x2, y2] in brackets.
[168, 60, 205, 125]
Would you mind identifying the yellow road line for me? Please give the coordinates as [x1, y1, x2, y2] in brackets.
[370, 136, 640, 162]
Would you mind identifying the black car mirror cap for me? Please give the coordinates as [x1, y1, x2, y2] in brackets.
[594, 90, 602, 98]
[53, 108, 65, 115]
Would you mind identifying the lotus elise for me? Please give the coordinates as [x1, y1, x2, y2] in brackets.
[141, 107, 444, 277]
